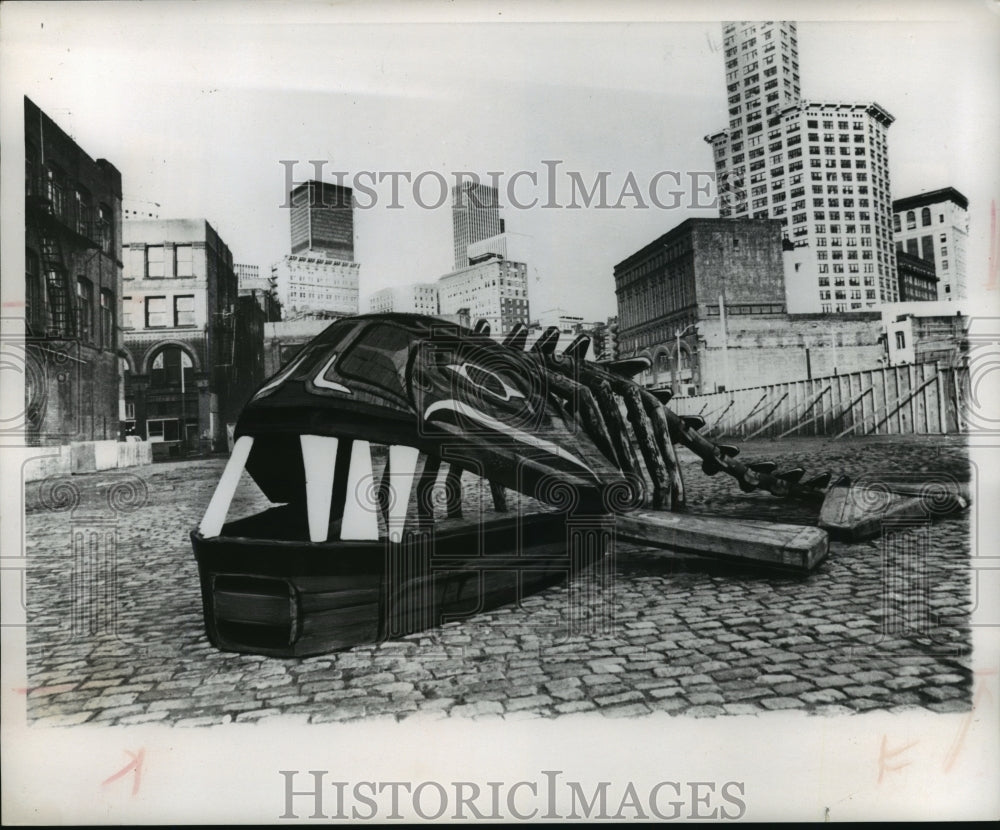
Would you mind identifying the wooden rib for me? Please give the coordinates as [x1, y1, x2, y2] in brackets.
[300, 435, 340, 543]
[199, 436, 254, 538]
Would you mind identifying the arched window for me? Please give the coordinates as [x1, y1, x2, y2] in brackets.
[150, 347, 194, 388]
[921, 207, 931, 227]
[906, 210, 916, 230]
[892, 214, 901, 234]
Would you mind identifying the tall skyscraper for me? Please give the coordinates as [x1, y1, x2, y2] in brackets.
[279, 180, 360, 317]
[289, 180, 354, 261]
[452, 182, 503, 269]
[706, 21, 898, 312]
[892, 187, 968, 301]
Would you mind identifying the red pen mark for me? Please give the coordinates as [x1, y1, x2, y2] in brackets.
[2, 300, 26, 307]
[987, 200, 999, 291]
[943, 668, 997, 773]
[877, 734, 918, 783]
[102, 748, 145, 796]
[15, 683, 78, 696]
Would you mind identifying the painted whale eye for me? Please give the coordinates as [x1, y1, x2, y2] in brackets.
[447, 363, 524, 402]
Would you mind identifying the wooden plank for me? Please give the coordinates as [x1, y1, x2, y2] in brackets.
[936, 363, 947, 434]
[616, 511, 828, 573]
[818, 482, 967, 542]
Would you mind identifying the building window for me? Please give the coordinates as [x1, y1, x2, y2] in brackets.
[45, 163, 66, 219]
[126, 247, 143, 280]
[174, 294, 195, 326]
[895, 331, 905, 350]
[98, 205, 114, 255]
[76, 278, 93, 342]
[145, 296, 167, 328]
[921, 207, 931, 226]
[147, 246, 165, 278]
[175, 245, 194, 277]
[122, 295, 133, 329]
[45, 269, 70, 335]
[906, 211, 916, 230]
[74, 188, 92, 238]
[100, 289, 113, 346]
[150, 347, 194, 389]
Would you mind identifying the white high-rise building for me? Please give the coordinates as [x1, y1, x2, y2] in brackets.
[437, 256, 529, 335]
[705, 21, 898, 313]
[892, 188, 969, 301]
[272, 253, 360, 318]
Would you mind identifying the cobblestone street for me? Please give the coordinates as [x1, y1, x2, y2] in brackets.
[21, 435, 972, 726]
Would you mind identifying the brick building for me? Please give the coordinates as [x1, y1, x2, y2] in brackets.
[614, 218, 787, 391]
[24, 97, 123, 445]
[121, 219, 265, 454]
[614, 218, 888, 394]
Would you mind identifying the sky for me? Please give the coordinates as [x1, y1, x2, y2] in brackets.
[2, 1, 999, 321]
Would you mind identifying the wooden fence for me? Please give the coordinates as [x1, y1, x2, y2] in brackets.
[668, 362, 969, 440]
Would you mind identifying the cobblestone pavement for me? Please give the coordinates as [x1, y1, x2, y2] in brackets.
[21, 435, 972, 726]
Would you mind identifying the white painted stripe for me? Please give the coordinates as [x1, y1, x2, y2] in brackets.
[340, 440, 379, 541]
[301, 434, 339, 543]
[198, 435, 254, 538]
[423, 399, 596, 476]
[386, 445, 420, 543]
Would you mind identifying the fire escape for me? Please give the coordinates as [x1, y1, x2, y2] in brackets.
[26, 173, 101, 340]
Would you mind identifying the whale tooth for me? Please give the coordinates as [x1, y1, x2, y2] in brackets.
[340, 440, 379, 541]
[301, 435, 339, 543]
[386, 445, 420, 543]
[199, 435, 254, 538]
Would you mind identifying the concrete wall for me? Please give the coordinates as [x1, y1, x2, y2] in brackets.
[23, 440, 153, 482]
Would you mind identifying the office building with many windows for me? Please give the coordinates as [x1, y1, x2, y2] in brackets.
[289, 180, 354, 261]
[705, 21, 898, 312]
[437, 256, 529, 335]
[452, 182, 504, 269]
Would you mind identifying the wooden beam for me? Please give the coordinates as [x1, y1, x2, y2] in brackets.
[616, 511, 828, 573]
[818, 481, 969, 542]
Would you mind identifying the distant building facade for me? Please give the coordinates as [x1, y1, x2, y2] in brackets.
[614, 218, 787, 358]
[534, 308, 588, 334]
[272, 254, 360, 318]
[24, 96, 123, 445]
[121, 219, 265, 454]
[892, 187, 968, 301]
[368, 283, 439, 316]
[452, 182, 504, 269]
[276, 179, 359, 318]
[882, 301, 969, 367]
[895, 250, 938, 303]
[614, 217, 888, 394]
[236, 262, 281, 321]
[437, 256, 529, 335]
[705, 21, 898, 311]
